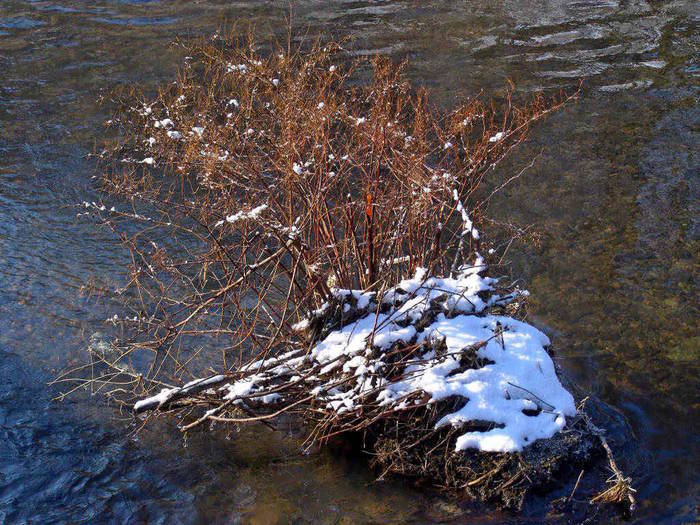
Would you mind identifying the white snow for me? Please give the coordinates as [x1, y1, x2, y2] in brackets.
[453, 189, 479, 240]
[220, 204, 268, 226]
[489, 131, 505, 143]
[385, 314, 574, 452]
[223, 379, 256, 400]
[640, 60, 666, 69]
[227, 63, 248, 74]
[154, 118, 174, 129]
[292, 163, 303, 175]
[292, 318, 310, 331]
[134, 387, 174, 412]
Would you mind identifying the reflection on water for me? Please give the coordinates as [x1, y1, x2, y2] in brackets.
[0, 1, 697, 523]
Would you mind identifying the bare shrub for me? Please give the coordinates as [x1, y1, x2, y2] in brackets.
[56, 31, 599, 508]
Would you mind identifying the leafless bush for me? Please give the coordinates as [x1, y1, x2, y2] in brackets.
[55, 31, 596, 507]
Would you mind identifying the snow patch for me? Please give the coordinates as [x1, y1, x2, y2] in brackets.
[218, 204, 268, 227]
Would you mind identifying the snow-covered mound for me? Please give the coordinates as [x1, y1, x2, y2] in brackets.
[302, 264, 575, 452]
[229, 261, 574, 453]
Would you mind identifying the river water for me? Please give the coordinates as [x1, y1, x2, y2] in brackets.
[0, 1, 697, 523]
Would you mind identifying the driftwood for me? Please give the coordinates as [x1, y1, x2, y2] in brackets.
[589, 423, 637, 511]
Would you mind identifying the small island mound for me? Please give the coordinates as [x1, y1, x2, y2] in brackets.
[61, 30, 634, 514]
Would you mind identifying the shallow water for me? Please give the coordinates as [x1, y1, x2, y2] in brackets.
[0, 1, 697, 523]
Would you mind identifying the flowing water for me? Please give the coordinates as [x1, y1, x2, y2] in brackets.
[0, 1, 697, 523]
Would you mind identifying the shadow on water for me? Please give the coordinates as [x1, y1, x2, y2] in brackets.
[0, 1, 697, 523]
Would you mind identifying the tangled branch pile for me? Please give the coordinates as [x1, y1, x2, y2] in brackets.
[59, 31, 635, 510]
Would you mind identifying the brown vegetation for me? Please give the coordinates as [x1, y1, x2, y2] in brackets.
[55, 31, 634, 512]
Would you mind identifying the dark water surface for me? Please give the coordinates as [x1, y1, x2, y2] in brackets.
[0, 1, 697, 523]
